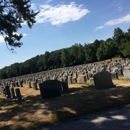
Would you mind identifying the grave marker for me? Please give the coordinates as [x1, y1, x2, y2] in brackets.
[94, 71, 115, 89]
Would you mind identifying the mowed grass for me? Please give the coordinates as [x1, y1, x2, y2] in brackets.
[0, 76, 130, 130]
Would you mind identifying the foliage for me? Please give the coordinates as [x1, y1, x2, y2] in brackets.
[0, 0, 39, 51]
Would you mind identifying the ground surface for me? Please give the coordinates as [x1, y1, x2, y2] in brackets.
[0, 77, 130, 130]
[41, 104, 130, 130]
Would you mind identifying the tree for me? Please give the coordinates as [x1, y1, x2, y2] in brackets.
[113, 27, 124, 47]
[60, 48, 70, 67]
[120, 42, 130, 57]
[84, 43, 96, 63]
[0, 0, 39, 51]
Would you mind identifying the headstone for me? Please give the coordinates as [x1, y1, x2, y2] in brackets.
[10, 87, 15, 98]
[5, 86, 11, 98]
[77, 75, 87, 84]
[115, 68, 123, 76]
[15, 88, 22, 101]
[11, 82, 15, 87]
[124, 67, 130, 79]
[72, 72, 77, 83]
[15, 81, 19, 87]
[94, 71, 115, 89]
[32, 82, 38, 90]
[111, 72, 118, 79]
[68, 76, 72, 84]
[89, 78, 94, 85]
[61, 76, 69, 92]
[37, 79, 43, 84]
[39, 80, 61, 99]
[19, 80, 23, 87]
[0, 86, 5, 96]
[72, 78, 77, 84]
[28, 81, 31, 88]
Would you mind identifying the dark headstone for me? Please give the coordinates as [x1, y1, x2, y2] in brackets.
[5, 86, 11, 98]
[39, 80, 61, 99]
[15, 88, 22, 101]
[15, 81, 19, 87]
[94, 71, 115, 89]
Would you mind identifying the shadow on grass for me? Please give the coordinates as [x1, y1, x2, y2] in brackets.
[0, 85, 130, 130]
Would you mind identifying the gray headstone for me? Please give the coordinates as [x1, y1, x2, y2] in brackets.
[28, 81, 31, 88]
[77, 75, 87, 84]
[111, 72, 118, 79]
[124, 67, 130, 79]
[10, 87, 15, 98]
[39, 80, 61, 99]
[68, 76, 72, 84]
[32, 82, 38, 90]
[0, 86, 5, 96]
[19, 80, 23, 87]
[11, 82, 15, 87]
[61, 76, 69, 92]
[94, 71, 115, 89]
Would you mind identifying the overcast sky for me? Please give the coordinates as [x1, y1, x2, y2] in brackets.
[0, 0, 130, 69]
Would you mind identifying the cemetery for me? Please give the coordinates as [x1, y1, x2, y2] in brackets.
[0, 59, 130, 130]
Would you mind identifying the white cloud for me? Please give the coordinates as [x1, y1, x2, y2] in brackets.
[111, 0, 123, 12]
[0, 36, 4, 44]
[95, 14, 130, 30]
[105, 14, 130, 26]
[95, 26, 104, 30]
[22, 34, 27, 37]
[31, 3, 37, 10]
[45, 0, 52, 4]
[35, 2, 90, 25]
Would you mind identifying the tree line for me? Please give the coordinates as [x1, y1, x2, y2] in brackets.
[0, 27, 130, 79]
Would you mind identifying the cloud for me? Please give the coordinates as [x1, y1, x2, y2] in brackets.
[45, 0, 52, 4]
[31, 3, 37, 10]
[95, 14, 130, 30]
[34, 2, 90, 25]
[95, 26, 104, 30]
[22, 34, 27, 37]
[0, 36, 4, 44]
[105, 14, 130, 26]
[117, 5, 123, 12]
[111, 0, 123, 12]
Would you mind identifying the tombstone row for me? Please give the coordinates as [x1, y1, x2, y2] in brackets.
[0, 85, 22, 101]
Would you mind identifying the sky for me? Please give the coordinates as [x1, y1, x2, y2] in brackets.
[0, 0, 130, 69]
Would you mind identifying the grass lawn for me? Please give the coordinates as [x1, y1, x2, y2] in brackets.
[0, 76, 130, 130]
